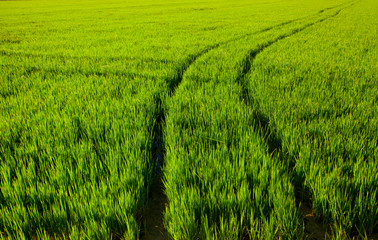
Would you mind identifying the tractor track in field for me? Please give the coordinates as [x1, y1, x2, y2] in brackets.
[141, 4, 353, 240]
[167, 2, 346, 94]
[234, 3, 354, 157]
[234, 3, 355, 240]
[140, 97, 168, 240]
[0, 50, 177, 65]
[235, 6, 352, 156]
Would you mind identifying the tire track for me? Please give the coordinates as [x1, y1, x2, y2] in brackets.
[142, 4, 352, 240]
[234, 3, 355, 240]
[167, 2, 346, 93]
[235, 4, 354, 156]
[0, 50, 176, 65]
[141, 13, 321, 239]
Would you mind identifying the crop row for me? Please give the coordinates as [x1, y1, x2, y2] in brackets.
[245, 0, 377, 237]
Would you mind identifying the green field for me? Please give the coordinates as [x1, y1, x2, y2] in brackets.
[0, 0, 377, 239]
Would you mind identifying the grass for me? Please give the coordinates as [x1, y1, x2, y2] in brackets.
[0, 0, 376, 239]
[246, 0, 377, 237]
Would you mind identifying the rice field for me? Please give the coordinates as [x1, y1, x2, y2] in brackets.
[0, 0, 377, 239]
